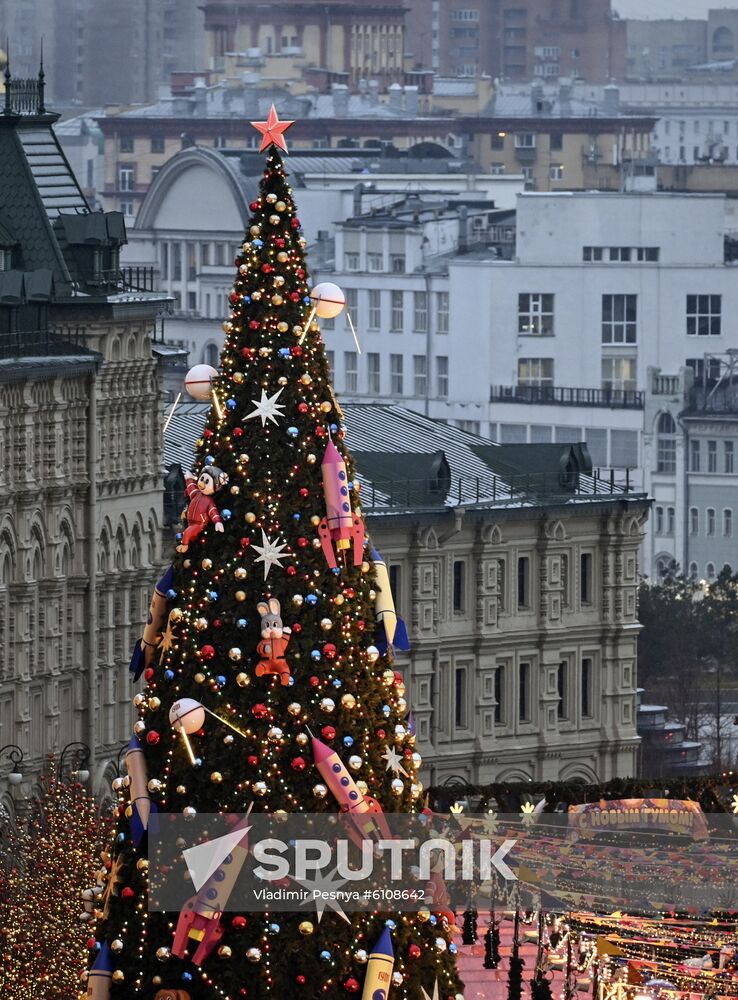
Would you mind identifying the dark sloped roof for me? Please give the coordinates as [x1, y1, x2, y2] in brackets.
[0, 221, 17, 246]
[17, 125, 88, 219]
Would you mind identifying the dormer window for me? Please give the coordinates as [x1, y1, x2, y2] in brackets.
[0, 249, 10, 272]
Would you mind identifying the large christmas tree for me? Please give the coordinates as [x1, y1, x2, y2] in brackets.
[81, 113, 463, 1000]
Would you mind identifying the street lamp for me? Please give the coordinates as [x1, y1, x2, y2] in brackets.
[0, 744, 24, 785]
[59, 741, 91, 784]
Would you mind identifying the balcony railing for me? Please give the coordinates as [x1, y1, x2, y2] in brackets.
[88, 267, 157, 292]
[0, 326, 89, 360]
[490, 384, 645, 409]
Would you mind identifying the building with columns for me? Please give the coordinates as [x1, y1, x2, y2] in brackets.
[0, 75, 167, 824]
[165, 402, 649, 784]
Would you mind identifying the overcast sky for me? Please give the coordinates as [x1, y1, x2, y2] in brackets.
[614, 0, 738, 16]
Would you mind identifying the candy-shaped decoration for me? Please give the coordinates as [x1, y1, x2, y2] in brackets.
[86, 942, 114, 999]
[310, 282, 346, 319]
[176, 467, 229, 553]
[360, 927, 394, 1000]
[311, 736, 390, 848]
[371, 548, 410, 657]
[125, 736, 155, 847]
[184, 364, 218, 401]
[169, 699, 206, 734]
[255, 598, 292, 686]
[318, 440, 365, 570]
[129, 566, 174, 680]
[172, 811, 252, 967]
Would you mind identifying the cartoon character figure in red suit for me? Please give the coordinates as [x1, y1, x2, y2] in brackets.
[176, 466, 229, 553]
[255, 598, 291, 686]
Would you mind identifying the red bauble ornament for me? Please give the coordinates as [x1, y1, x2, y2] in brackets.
[321, 725, 336, 741]
[292, 623, 302, 634]
[296, 268, 305, 278]
[146, 731, 160, 746]
[357, 620, 366, 631]
[261, 263, 273, 273]
[242, 347, 255, 358]
[291, 757, 306, 772]
[298, 402, 309, 413]
[249, 320, 260, 330]
[408, 944, 421, 959]
[213, 618, 223, 628]
[232, 915, 248, 929]
[289, 292, 300, 302]
[252, 704, 269, 719]
[309, 675, 320, 686]
[344, 587, 355, 598]
[315, 426, 327, 438]
[377, 729, 386, 739]
[322, 643, 337, 660]
[144, 668, 154, 682]
[86, 938, 97, 949]
[275, 238, 285, 248]
[203, 428, 213, 438]
[299, 487, 309, 498]
[247, 754, 259, 766]
[287, 565, 297, 576]
[291, 218, 300, 229]
[233, 427, 244, 438]
[343, 978, 360, 993]
[121, 887, 135, 900]
[296, 975, 306, 986]
[297, 537, 308, 548]
[200, 644, 216, 660]
[241, 537, 251, 547]
[290, 345, 303, 356]
[250, 200, 260, 211]
[229, 292, 239, 303]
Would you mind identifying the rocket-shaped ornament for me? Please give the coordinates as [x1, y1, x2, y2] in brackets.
[172, 812, 252, 966]
[129, 565, 174, 680]
[125, 735, 156, 847]
[86, 942, 114, 1000]
[371, 547, 410, 657]
[311, 735, 390, 848]
[318, 438, 365, 570]
[360, 927, 395, 1000]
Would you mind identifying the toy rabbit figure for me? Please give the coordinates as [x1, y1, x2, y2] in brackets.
[255, 598, 291, 686]
[176, 466, 229, 553]
[154, 991, 191, 1000]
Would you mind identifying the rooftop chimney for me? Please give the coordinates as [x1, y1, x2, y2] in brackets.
[458, 204, 469, 255]
[368, 80, 379, 106]
[388, 82, 402, 112]
[404, 85, 419, 117]
[332, 82, 350, 117]
[530, 80, 544, 115]
[603, 84, 620, 117]
[558, 78, 572, 116]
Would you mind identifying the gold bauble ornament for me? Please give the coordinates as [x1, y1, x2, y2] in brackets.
[201, 556, 213, 570]
[313, 783, 328, 798]
[320, 401, 332, 413]
[194, 617, 208, 631]
[236, 672, 249, 687]
[251, 290, 262, 301]
[276, 200, 287, 212]
[272, 294, 284, 306]
[299, 373, 312, 385]
[194, 672, 206, 684]
[287, 702, 302, 716]
[382, 669, 395, 685]
[341, 693, 356, 709]
[310, 515, 320, 526]
[266, 193, 277, 203]
[235, 590, 247, 602]
[112, 971, 125, 983]
[299, 920, 314, 935]
[307, 453, 317, 464]
[218, 945, 232, 958]
[250, 225, 261, 236]
[296, 732, 309, 746]
[234, 567, 247, 580]
[252, 781, 268, 796]
[148, 696, 161, 711]
[176, 784, 187, 795]
[269, 214, 280, 225]
[277, 252, 289, 263]
[245, 511, 256, 523]
[210, 771, 223, 783]
[278, 321, 289, 332]
[156, 947, 170, 961]
[136, 857, 149, 871]
[233, 371, 244, 383]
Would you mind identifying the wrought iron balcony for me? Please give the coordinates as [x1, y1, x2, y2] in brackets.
[0, 326, 90, 359]
[489, 384, 645, 409]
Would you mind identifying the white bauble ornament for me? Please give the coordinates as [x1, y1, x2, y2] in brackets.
[310, 282, 346, 319]
[184, 364, 218, 400]
[168, 698, 206, 734]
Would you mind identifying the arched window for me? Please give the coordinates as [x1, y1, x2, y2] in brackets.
[688, 561, 699, 580]
[706, 561, 716, 580]
[690, 507, 699, 535]
[655, 505, 664, 534]
[724, 508, 733, 537]
[723, 562, 732, 575]
[655, 556, 670, 579]
[203, 342, 220, 368]
[713, 26, 734, 55]
[656, 413, 676, 473]
[707, 507, 716, 536]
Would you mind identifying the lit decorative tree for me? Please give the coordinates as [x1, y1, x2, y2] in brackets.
[82, 114, 463, 1000]
[0, 761, 110, 999]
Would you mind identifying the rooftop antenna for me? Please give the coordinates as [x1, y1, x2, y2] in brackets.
[37, 37, 45, 114]
[3, 39, 11, 116]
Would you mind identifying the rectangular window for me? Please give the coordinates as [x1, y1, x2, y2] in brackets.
[602, 357, 636, 392]
[519, 662, 530, 722]
[368, 289, 381, 330]
[517, 556, 530, 609]
[388, 564, 402, 615]
[581, 658, 592, 717]
[455, 667, 467, 728]
[390, 354, 404, 394]
[344, 351, 358, 392]
[436, 291, 449, 334]
[345, 288, 358, 327]
[667, 506, 675, 534]
[345, 252, 360, 271]
[151, 136, 164, 153]
[687, 294, 721, 336]
[707, 507, 716, 536]
[580, 553, 593, 604]
[583, 246, 604, 262]
[518, 357, 554, 387]
[515, 133, 535, 147]
[172, 242, 182, 280]
[494, 665, 504, 724]
[690, 439, 700, 472]
[608, 246, 631, 261]
[367, 353, 380, 395]
[726, 441, 735, 473]
[413, 355, 427, 397]
[326, 350, 335, 374]
[655, 505, 664, 534]
[452, 560, 465, 612]
[602, 294, 637, 344]
[413, 291, 428, 332]
[708, 439, 718, 472]
[496, 558, 506, 611]
[636, 246, 660, 261]
[436, 356, 449, 398]
[724, 508, 733, 537]
[518, 293, 554, 335]
[368, 252, 383, 272]
[557, 661, 567, 719]
[549, 164, 564, 180]
[390, 254, 406, 273]
[118, 165, 134, 191]
[690, 507, 699, 534]
[390, 290, 404, 332]
[119, 135, 133, 152]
